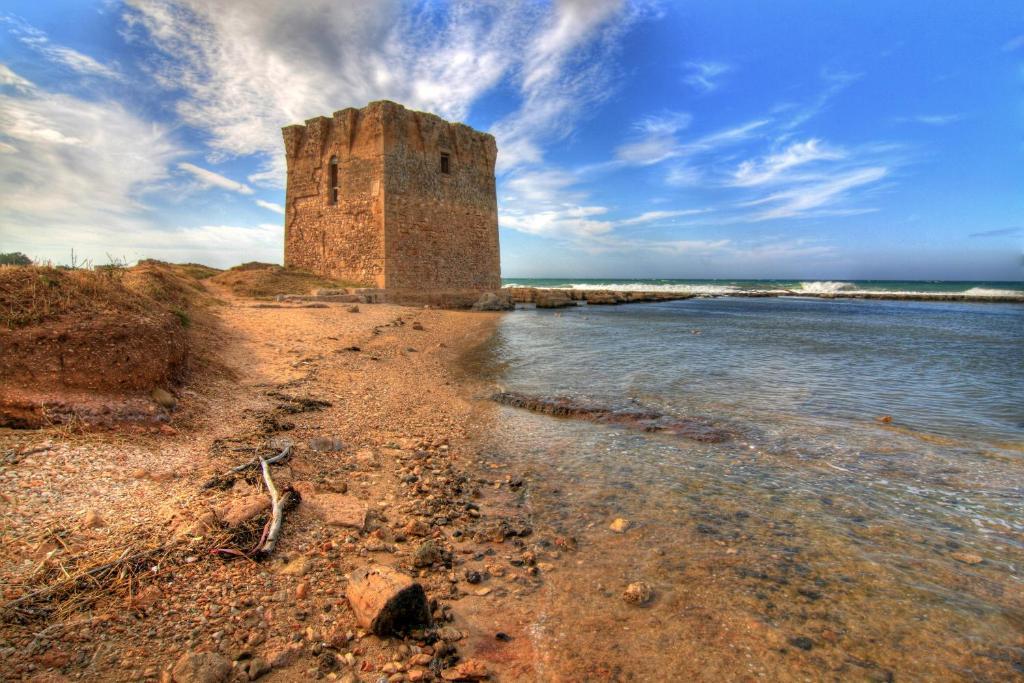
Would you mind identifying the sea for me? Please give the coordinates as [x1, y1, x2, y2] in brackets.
[464, 282, 1024, 680]
[501, 277, 1024, 299]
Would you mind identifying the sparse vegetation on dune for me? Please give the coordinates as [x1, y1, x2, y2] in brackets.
[0, 261, 214, 330]
[137, 259, 222, 281]
[209, 262, 363, 298]
[0, 260, 223, 428]
[0, 265, 148, 330]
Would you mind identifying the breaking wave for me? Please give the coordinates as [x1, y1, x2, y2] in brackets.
[962, 287, 1024, 299]
[550, 283, 742, 295]
[798, 281, 858, 294]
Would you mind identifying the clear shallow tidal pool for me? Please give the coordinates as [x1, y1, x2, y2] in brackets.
[468, 297, 1024, 681]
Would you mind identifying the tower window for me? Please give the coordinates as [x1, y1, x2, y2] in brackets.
[440, 153, 450, 174]
[328, 155, 339, 205]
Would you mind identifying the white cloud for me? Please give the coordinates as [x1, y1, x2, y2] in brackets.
[123, 1, 635, 183]
[178, 162, 254, 195]
[633, 111, 692, 136]
[615, 116, 768, 166]
[1002, 34, 1024, 52]
[682, 61, 731, 92]
[778, 69, 861, 131]
[896, 113, 964, 126]
[255, 199, 284, 214]
[618, 209, 708, 225]
[742, 166, 887, 220]
[730, 139, 845, 187]
[490, 0, 635, 172]
[500, 165, 709, 241]
[502, 205, 614, 238]
[0, 65, 195, 264]
[0, 63, 34, 92]
[665, 164, 702, 187]
[3, 17, 123, 81]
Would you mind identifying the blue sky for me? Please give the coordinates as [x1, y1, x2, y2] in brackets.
[1, 1, 1021, 280]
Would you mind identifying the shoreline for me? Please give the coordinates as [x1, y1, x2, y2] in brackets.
[0, 292, 548, 682]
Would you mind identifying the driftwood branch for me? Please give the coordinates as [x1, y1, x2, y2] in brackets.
[202, 444, 293, 489]
[254, 455, 295, 557]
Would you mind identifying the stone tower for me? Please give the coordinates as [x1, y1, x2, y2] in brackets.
[281, 100, 501, 305]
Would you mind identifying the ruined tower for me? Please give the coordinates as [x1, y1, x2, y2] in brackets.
[282, 100, 501, 305]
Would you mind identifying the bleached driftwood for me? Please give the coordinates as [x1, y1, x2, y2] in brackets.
[202, 444, 292, 489]
[253, 455, 296, 557]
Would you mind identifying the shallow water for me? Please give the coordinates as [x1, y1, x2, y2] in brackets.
[468, 298, 1024, 681]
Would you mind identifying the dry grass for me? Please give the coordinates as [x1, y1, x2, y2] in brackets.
[2, 515, 265, 625]
[138, 259, 222, 281]
[0, 266, 148, 330]
[209, 263, 362, 299]
[0, 261, 215, 330]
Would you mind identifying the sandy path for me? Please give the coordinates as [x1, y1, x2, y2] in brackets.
[0, 290, 544, 682]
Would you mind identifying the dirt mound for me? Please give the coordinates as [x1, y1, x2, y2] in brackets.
[122, 261, 218, 316]
[0, 263, 206, 428]
[209, 264, 359, 299]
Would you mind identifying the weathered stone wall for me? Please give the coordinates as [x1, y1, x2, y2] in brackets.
[379, 102, 501, 297]
[282, 107, 387, 287]
[282, 101, 500, 300]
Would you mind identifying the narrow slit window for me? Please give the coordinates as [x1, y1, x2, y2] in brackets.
[328, 156, 339, 205]
[440, 152, 450, 174]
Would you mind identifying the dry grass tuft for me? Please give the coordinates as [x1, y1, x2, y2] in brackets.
[1, 517, 264, 625]
[122, 261, 216, 311]
[210, 264, 361, 299]
[138, 259, 222, 281]
[0, 261, 216, 330]
[0, 266, 147, 330]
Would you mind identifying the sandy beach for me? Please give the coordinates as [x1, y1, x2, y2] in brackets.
[0, 283, 549, 682]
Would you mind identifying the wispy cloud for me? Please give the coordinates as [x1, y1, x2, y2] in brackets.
[729, 139, 845, 187]
[177, 162, 254, 195]
[969, 227, 1022, 238]
[500, 166, 707, 240]
[3, 16, 123, 81]
[490, 0, 637, 172]
[0, 63, 34, 92]
[0, 65, 189, 261]
[123, 1, 636, 182]
[778, 68, 861, 131]
[682, 61, 731, 92]
[617, 209, 708, 226]
[1002, 34, 1024, 52]
[255, 199, 284, 214]
[741, 166, 887, 220]
[615, 115, 767, 166]
[895, 113, 964, 126]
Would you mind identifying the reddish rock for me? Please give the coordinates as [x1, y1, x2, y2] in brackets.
[294, 481, 367, 529]
[441, 659, 488, 680]
[214, 495, 270, 527]
[170, 652, 231, 683]
[345, 565, 431, 635]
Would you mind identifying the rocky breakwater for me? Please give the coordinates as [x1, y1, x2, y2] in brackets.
[505, 287, 698, 307]
[493, 391, 731, 443]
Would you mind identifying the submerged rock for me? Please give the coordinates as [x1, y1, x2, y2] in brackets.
[471, 292, 513, 311]
[623, 581, 654, 606]
[609, 518, 630, 533]
[492, 391, 730, 443]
